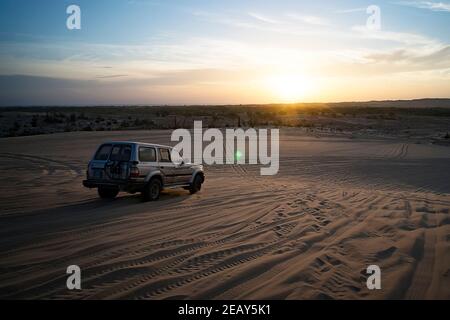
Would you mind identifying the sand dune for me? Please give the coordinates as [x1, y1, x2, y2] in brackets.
[0, 129, 449, 299]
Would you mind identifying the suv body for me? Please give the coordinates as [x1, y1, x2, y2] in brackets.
[82, 141, 204, 201]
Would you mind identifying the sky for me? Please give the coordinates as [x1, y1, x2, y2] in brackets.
[0, 0, 449, 106]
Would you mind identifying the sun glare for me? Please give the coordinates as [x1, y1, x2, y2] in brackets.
[264, 74, 314, 103]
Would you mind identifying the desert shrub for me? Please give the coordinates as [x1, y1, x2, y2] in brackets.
[13, 121, 20, 130]
[78, 113, 88, 120]
[8, 122, 21, 136]
[44, 113, 63, 124]
[156, 110, 169, 117]
[31, 115, 38, 127]
[120, 120, 130, 128]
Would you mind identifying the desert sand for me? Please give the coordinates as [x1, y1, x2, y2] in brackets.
[0, 129, 449, 299]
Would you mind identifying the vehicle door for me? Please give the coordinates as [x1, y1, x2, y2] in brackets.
[137, 146, 158, 180]
[157, 147, 176, 185]
[170, 149, 193, 184]
[107, 144, 132, 180]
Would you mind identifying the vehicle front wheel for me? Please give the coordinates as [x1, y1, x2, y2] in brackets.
[189, 175, 203, 194]
[98, 186, 119, 199]
[142, 178, 162, 201]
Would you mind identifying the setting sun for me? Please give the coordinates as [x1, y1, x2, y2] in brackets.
[264, 74, 315, 103]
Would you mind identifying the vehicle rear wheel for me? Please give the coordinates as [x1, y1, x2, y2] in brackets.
[189, 175, 203, 194]
[98, 186, 119, 199]
[142, 178, 162, 201]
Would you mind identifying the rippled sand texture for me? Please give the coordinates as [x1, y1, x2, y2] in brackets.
[0, 129, 449, 299]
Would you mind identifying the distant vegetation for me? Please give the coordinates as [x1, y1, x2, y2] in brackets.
[1, 99, 450, 141]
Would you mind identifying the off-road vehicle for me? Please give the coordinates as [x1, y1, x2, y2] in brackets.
[83, 141, 204, 201]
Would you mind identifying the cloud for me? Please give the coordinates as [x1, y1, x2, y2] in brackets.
[248, 12, 278, 24]
[0, 68, 262, 106]
[126, 0, 161, 7]
[0, 75, 99, 106]
[96, 74, 129, 79]
[364, 45, 450, 70]
[193, 9, 334, 34]
[395, 1, 450, 12]
[286, 14, 330, 26]
[191, 10, 260, 30]
[336, 7, 367, 13]
[315, 44, 450, 79]
[351, 25, 442, 47]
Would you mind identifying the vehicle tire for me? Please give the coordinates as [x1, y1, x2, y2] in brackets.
[142, 178, 162, 201]
[189, 175, 203, 194]
[98, 186, 119, 199]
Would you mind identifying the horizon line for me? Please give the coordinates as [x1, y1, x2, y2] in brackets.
[1, 97, 450, 108]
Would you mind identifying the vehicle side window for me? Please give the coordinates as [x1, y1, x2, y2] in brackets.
[139, 147, 156, 162]
[94, 144, 112, 160]
[158, 148, 171, 163]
